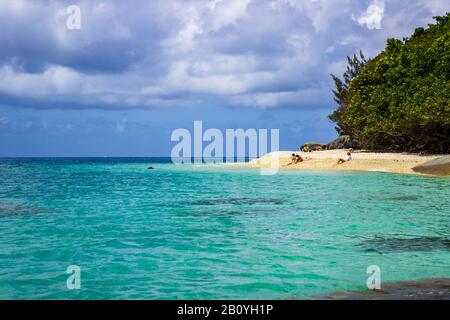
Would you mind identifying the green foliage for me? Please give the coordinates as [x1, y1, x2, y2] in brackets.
[329, 51, 368, 135]
[329, 13, 450, 153]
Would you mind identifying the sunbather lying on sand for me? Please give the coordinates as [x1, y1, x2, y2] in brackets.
[286, 153, 298, 166]
[297, 155, 313, 162]
[286, 154, 312, 166]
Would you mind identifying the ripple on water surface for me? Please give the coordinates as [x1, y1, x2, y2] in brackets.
[0, 160, 449, 299]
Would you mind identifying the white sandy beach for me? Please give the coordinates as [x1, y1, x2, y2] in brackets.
[245, 150, 444, 175]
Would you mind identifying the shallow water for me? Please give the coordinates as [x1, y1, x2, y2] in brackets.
[0, 158, 449, 299]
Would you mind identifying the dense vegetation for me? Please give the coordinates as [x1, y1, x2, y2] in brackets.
[329, 13, 450, 153]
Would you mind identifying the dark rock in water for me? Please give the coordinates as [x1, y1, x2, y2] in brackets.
[183, 209, 271, 217]
[0, 204, 57, 217]
[327, 135, 360, 150]
[190, 197, 285, 206]
[412, 155, 450, 176]
[383, 195, 419, 201]
[325, 278, 450, 300]
[359, 236, 450, 253]
[147, 166, 154, 170]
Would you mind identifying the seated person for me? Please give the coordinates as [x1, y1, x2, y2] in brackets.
[287, 154, 312, 166]
[337, 152, 352, 165]
[286, 153, 297, 166]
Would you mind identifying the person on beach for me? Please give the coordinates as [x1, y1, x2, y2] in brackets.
[291, 153, 297, 163]
[337, 151, 352, 165]
[287, 154, 303, 166]
[286, 154, 313, 166]
[286, 154, 297, 166]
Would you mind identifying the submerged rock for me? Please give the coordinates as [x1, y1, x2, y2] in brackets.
[0, 204, 57, 217]
[359, 236, 450, 253]
[190, 197, 285, 206]
[382, 195, 419, 201]
[325, 278, 450, 300]
[412, 155, 450, 176]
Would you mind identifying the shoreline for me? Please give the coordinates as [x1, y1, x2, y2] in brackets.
[243, 150, 448, 176]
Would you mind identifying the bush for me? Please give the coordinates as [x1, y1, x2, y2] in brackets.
[329, 13, 450, 153]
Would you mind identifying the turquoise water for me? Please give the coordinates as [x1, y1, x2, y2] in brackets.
[0, 158, 449, 299]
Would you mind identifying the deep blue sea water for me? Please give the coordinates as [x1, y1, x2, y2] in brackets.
[0, 158, 449, 299]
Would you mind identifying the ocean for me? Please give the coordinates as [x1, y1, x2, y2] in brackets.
[0, 158, 449, 299]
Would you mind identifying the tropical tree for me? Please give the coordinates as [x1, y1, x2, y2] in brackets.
[329, 13, 450, 153]
[328, 51, 368, 135]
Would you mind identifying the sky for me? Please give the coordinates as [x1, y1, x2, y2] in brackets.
[0, 0, 449, 157]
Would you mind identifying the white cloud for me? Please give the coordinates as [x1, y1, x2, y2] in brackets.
[65, 123, 74, 130]
[232, 88, 327, 109]
[354, 0, 385, 30]
[0, 65, 82, 97]
[116, 119, 128, 132]
[0, 0, 449, 110]
[422, 0, 450, 15]
[0, 116, 8, 125]
[269, 0, 353, 32]
[160, 59, 275, 95]
[207, 0, 251, 31]
[0, 0, 26, 12]
[165, 5, 203, 53]
[164, 0, 251, 54]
